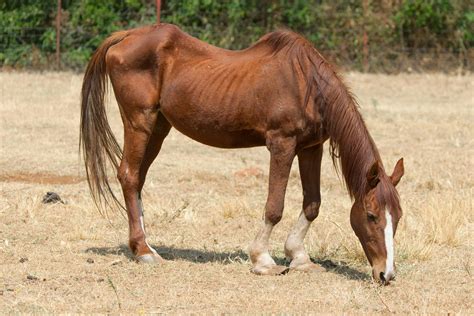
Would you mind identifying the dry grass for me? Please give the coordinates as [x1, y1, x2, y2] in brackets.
[0, 71, 473, 313]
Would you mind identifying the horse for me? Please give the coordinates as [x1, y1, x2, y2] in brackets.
[80, 23, 404, 284]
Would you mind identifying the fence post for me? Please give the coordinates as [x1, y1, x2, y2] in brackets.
[362, 0, 369, 72]
[56, 0, 61, 69]
[156, 0, 161, 24]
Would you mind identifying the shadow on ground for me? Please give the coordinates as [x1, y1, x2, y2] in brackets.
[85, 244, 369, 281]
[85, 244, 249, 264]
[312, 258, 370, 281]
[86, 244, 132, 258]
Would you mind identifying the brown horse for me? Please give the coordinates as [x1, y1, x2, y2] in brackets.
[80, 24, 404, 284]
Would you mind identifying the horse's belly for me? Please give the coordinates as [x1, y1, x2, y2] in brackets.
[160, 105, 266, 148]
[159, 66, 273, 148]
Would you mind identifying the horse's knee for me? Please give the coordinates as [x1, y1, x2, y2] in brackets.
[303, 201, 321, 221]
[117, 165, 139, 190]
[265, 204, 284, 225]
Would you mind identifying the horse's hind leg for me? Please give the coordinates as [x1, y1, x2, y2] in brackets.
[249, 135, 296, 275]
[284, 144, 325, 272]
[134, 112, 171, 263]
[117, 110, 171, 264]
[108, 62, 170, 263]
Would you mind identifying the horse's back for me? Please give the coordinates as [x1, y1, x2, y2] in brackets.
[158, 38, 304, 148]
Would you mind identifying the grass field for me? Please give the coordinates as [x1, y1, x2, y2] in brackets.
[0, 71, 472, 313]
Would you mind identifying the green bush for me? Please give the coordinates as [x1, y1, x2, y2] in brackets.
[394, 0, 471, 50]
[1, 0, 472, 71]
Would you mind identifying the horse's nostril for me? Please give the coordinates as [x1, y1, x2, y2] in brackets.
[380, 272, 386, 282]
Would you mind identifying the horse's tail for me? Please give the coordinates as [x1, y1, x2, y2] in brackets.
[80, 30, 129, 214]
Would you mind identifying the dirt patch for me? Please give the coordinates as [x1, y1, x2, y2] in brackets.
[0, 172, 84, 185]
[234, 166, 264, 179]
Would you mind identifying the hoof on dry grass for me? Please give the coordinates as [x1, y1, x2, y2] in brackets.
[251, 264, 289, 276]
[290, 261, 326, 273]
[136, 253, 165, 264]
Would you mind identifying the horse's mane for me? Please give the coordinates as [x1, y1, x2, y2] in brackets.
[260, 30, 399, 208]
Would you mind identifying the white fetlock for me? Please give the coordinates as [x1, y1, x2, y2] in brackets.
[288, 252, 310, 268]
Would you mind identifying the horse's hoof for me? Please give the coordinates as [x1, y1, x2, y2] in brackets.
[290, 261, 325, 273]
[136, 253, 165, 264]
[251, 264, 289, 276]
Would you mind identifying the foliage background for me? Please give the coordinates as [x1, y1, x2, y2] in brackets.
[1, 0, 472, 72]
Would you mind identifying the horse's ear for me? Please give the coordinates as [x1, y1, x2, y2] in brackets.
[366, 161, 380, 188]
[390, 158, 404, 186]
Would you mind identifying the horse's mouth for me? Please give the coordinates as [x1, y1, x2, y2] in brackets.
[380, 272, 389, 285]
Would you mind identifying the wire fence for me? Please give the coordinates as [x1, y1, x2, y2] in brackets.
[1, 25, 471, 73]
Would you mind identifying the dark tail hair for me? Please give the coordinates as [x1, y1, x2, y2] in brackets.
[80, 31, 129, 215]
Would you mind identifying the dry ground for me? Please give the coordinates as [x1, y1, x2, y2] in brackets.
[0, 71, 473, 314]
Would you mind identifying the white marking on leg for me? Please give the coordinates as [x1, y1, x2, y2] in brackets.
[285, 211, 312, 264]
[138, 196, 157, 255]
[384, 208, 394, 279]
[250, 220, 276, 267]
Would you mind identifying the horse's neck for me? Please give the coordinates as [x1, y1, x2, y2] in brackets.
[323, 85, 382, 199]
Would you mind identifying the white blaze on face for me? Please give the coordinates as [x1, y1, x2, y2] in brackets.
[384, 208, 395, 278]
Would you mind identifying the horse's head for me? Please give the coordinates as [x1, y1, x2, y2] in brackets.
[350, 158, 404, 285]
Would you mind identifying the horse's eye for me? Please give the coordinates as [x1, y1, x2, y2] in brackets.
[367, 212, 377, 222]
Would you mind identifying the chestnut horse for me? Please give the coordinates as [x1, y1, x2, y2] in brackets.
[80, 24, 404, 284]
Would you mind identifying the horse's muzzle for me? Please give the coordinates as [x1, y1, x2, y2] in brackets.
[373, 268, 395, 285]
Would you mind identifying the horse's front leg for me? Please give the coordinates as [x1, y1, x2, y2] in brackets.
[284, 144, 325, 272]
[249, 135, 296, 275]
